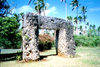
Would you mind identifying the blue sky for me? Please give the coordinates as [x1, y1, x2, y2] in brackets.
[8, 0, 100, 28]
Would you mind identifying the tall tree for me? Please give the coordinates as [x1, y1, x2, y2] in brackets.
[89, 24, 92, 36]
[0, 0, 10, 17]
[86, 22, 89, 30]
[81, 6, 87, 16]
[70, 0, 79, 22]
[86, 22, 89, 26]
[93, 25, 96, 30]
[83, 14, 87, 23]
[67, 16, 72, 22]
[79, 25, 82, 35]
[98, 26, 100, 36]
[81, 6, 87, 30]
[93, 25, 96, 36]
[70, 0, 80, 34]
[74, 17, 78, 24]
[73, 17, 78, 33]
[78, 16, 82, 23]
[34, 0, 46, 15]
[28, 0, 46, 15]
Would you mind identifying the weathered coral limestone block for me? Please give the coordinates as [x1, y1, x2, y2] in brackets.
[22, 13, 76, 61]
[58, 27, 75, 57]
[22, 14, 39, 61]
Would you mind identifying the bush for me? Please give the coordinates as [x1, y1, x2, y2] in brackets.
[74, 35, 100, 47]
[38, 34, 54, 51]
[0, 17, 21, 49]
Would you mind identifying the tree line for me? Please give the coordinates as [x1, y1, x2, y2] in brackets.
[0, 0, 100, 48]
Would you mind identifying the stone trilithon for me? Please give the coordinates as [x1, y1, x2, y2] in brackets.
[22, 13, 76, 61]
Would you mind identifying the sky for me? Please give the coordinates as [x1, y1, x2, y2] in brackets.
[8, 0, 100, 29]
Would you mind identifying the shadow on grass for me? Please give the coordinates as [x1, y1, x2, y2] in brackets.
[0, 53, 57, 62]
[40, 54, 57, 60]
[0, 52, 22, 62]
[0, 56, 16, 62]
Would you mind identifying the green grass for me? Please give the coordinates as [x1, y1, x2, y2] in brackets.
[40, 47, 56, 55]
[1, 47, 100, 67]
[76, 47, 100, 66]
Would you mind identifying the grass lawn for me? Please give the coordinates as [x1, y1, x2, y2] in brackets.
[0, 47, 100, 67]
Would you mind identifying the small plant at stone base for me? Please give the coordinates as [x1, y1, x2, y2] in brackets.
[16, 51, 22, 61]
[16, 55, 22, 61]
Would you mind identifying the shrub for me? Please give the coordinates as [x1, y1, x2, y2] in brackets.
[38, 34, 54, 51]
[0, 17, 21, 49]
[74, 35, 100, 47]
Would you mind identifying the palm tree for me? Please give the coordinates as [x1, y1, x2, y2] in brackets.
[93, 25, 96, 36]
[81, 6, 87, 34]
[28, 0, 46, 15]
[86, 22, 89, 32]
[93, 25, 96, 30]
[89, 24, 92, 37]
[70, 0, 80, 34]
[81, 6, 87, 16]
[34, 0, 46, 15]
[70, 0, 79, 20]
[90, 25, 92, 30]
[79, 25, 82, 35]
[73, 17, 78, 34]
[86, 22, 89, 26]
[98, 26, 100, 36]
[81, 6, 87, 27]
[67, 16, 72, 22]
[78, 16, 82, 23]
[74, 17, 78, 24]
[83, 15, 87, 23]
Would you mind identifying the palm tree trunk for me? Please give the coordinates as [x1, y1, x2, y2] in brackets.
[76, 7, 78, 24]
[65, 3, 67, 18]
[76, 7, 78, 35]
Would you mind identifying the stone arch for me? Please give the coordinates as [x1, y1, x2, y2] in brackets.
[22, 13, 76, 61]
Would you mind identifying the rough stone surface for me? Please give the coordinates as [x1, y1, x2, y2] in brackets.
[22, 12, 76, 61]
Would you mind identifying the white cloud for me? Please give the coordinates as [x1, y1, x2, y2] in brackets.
[12, 4, 57, 16]
[41, 6, 58, 16]
[89, 7, 100, 12]
[12, 5, 34, 14]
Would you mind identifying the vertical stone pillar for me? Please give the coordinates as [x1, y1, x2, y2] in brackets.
[58, 25, 75, 57]
[22, 13, 40, 61]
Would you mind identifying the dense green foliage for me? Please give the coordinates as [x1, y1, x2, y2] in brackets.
[0, 17, 21, 48]
[74, 35, 100, 47]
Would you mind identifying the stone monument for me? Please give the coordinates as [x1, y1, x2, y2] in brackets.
[22, 13, 75, 61]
